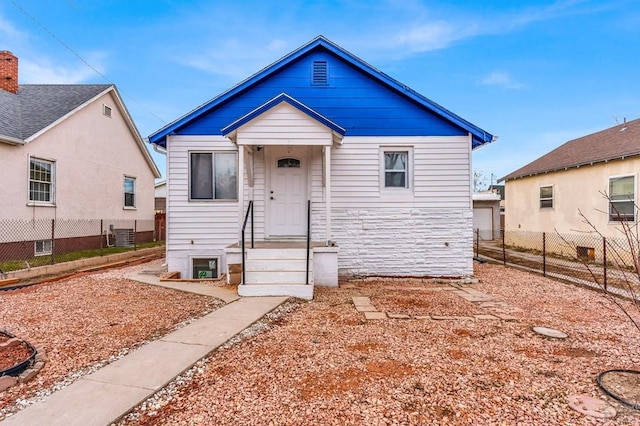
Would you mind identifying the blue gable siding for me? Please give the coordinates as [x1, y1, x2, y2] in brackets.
[171, 49, 466, 138]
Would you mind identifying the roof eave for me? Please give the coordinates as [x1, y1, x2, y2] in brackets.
[0, 135, 25, 145]
[502, 151, 640, 182]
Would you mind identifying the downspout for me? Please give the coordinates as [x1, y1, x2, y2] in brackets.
[152, 142, 167, 155]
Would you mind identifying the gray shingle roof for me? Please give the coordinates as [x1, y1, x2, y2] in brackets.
[0, 84, 111, 141]
[502, 118, 640, 181]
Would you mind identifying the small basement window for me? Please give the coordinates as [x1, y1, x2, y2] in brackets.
[576, 246, 595, 261]
[34, 240, 52, 256]
[192, 258, 219, 279]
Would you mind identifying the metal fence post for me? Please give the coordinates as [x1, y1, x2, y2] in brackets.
[542, 232, 546, 277]
[51, 218, 55, 265]
[603, 236, 607, 291]
[501, 229, 506, 265]
[100, 219, 104, 257]
[134, 219, 137, 251]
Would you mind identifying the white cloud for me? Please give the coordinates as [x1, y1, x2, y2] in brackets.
[389, 0, 612, 54]
[19, 52, 107, 84]
[482, 71, 525, 90]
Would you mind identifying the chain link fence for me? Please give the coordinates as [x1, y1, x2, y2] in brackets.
[475, 228, 640, 297]
[0, 218, 157, 274]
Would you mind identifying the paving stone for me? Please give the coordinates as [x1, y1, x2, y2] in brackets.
[387, 313, 411, 319]
[474, 314, 499, 320]
[414, 315, 432, 320]
[494, 313, 518, 321]
[533, 326, 568, 339]
[364, 311, 387, 320]
[352, 296, 371, 306]
[568, 394, 616, 418]
[431, 315, 474, 321]
[354, 305, 378, 312]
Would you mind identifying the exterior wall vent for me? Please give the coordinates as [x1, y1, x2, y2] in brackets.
[103, 104, 112, 117]
[312, 61, 328, 85]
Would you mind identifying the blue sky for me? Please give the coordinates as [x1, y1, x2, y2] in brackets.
[2, 0, 639, 185]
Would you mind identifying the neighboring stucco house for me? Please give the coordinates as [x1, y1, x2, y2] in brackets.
[0, 51, 161, 257]
[149, 36, 494, 298]
[501, 118, 640, 260]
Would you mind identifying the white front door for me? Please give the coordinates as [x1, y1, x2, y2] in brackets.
[268, 146, 308, 237]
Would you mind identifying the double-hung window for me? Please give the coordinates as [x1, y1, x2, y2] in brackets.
[539, 185, 553, 208]
[381, 149, 412, 190]
[29, 157, 55, 204]
[190, 152, 238, 200]
[124, 176, 136, 208]
[609, 175, 635, 221]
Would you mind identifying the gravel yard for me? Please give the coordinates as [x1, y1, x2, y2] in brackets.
[0, 260, 224, 420]
[118, 262, 640, 425]
[2, 260, 640, 425]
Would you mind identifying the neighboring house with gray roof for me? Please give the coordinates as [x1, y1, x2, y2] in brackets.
[501, 118, 640, 245]
[0, 51, 160, 257]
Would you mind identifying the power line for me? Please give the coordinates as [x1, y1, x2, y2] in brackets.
[9, 0, 167, 126]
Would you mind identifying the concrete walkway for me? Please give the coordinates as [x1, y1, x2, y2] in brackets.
[2, 274, 287, 426]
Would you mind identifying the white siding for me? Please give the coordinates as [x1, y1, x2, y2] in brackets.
[331, 136, 472, 209]
[166, 135, 239, 277]
[236, 103, 332, 146]
[330, 136, 473, 277]
[166, 133, 474, 278]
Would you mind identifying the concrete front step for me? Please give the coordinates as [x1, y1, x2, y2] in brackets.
[245, 259, 311, 271]
[238, 283, 314, 300]
[244, 270, 313, 284]
[245, 248, 310, 260]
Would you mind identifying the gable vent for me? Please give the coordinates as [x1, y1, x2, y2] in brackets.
[312, 61, 328, 85]
[103, 104, 112, 117]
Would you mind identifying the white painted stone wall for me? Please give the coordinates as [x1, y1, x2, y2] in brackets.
[332, 208, 473, 277]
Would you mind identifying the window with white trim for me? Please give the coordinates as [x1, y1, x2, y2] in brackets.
[539, 185, 553, 208]
[29, 157, 55, 203]
[190, 152, 238, 200]
[609, 175, 635, 221]
[124, 176, 136, 208]
[380, 148, 412, 190]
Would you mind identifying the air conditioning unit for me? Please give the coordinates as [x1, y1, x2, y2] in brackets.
[113, 228, 134, 247]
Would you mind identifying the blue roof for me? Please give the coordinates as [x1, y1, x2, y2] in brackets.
[149, 35, 494, 148]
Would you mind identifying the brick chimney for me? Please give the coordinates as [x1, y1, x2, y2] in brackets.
[0, 51, 18, 94]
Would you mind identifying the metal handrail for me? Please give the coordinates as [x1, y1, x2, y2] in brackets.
[306, 200, 311, 285]
[241, 201, 254, 285]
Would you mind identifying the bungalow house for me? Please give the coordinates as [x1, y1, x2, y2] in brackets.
[0, 51, 161, 259]
[149, 36, 494, 299]
[501, 118, 640, 262]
